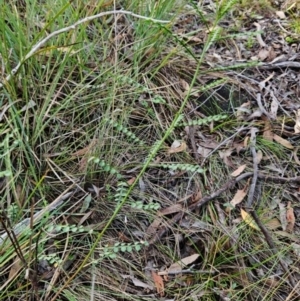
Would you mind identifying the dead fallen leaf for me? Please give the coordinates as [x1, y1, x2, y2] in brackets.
[275, 231, 299, 242]
[241, 209, 260, 231]
[286, 201, 295, 233]
[146, 217, 163, 235]
[291, 243, 300, 257]
[257, 48, 270, 61]
[158, 204, 183, 216]
[244, 136, 250, 148]
[158, 254, 200, 275]
[72, 139, 98, 156]
[263, 120, 274, 141]
[168, 140, 187, 154]
[256, 150, 263, 164]
[273, 134, 294, 150]
[219, 148, 234, 167]
[121, 275, 153, 290]
[278, 202, 287, 231]
[265, 218, 281, 230]
[270, 97, 279, 119]
[127, 177, 136, 185]
[293, 148, 300, 165]
[9, 257, 22, 279]
[294, 109, 300, 134]
[187, 36, 202, 43]
[276, 11, 286, 19]
[151, 271, 164, 296]
[197, 145, 211, 157]
[228, 188, 248, 212]
[231, 164, 247, 177]
[233, 141, 246, 155]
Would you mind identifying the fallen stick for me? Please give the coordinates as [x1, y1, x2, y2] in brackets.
[149, 172, 300, 244]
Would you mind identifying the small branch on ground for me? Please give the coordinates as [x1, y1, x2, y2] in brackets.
[149, 172, 300, 244]
[188, 126, 200, 161]
[246, 127, 259, 208]
[256, 93, 273, 120]
[149, 172, 251, 244]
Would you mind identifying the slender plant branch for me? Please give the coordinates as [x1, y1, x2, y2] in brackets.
[0, 10, 170, 89]
[246, 127, 259, 207]
[149, 171, 300, 244]
[150, 172, 253, 244]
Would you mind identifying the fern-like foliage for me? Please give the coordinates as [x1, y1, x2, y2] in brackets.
[106, 118, 144, 145]
[130, 200, 160, 211]
[46, 223, 91, 234]
[117, 74, 166, 104]
[89, 157, 123, 179]
[177, 114, 227, 127]
[101, 241, 149, 259]
[198, 79, 226, 92]
[203, 26, 222, 53]
[114, 181, 129, 203]
[158, 163, 204, 173]
[217, 0, 238, 20]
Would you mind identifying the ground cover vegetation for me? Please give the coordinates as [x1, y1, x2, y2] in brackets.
[0, 0, 300, 300]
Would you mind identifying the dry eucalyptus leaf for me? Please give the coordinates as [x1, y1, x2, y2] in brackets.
[121, 275, 153, 290]
[231, 164, 247, 177]
[228, 188, 248, 211]
[152, 271, 164, 296]
[146, 217, 163, 235]
[241, 209, 260, 231]
[158, 204, 183, 216]
[273, 134, 294, 149]
[168, 140, 187, 154]
[160, 254, 200, 275]
[294, 109, 300, 134]
[256, 150, 263, 164]
[275, 231, 300, 242]
[265, 218, 281, 230]
[219, 148, 234, 167]
[276, 11, 286, 19]
[291, 243, 300, 257]
[270, 98, 279, 118]
[286, 201, 295, 233]
[257, 48, 270, 61]
[197, 145, 211, 157]
[9, 257, 22, 280]
[278, 202, 287, 231]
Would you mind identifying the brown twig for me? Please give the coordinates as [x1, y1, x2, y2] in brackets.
[149, 172, 300, 244]
[258, 61, 300, 70]
[189, 126, 200, 161]
[149, 172, 251, 244]
[246, 127, 259, 208]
